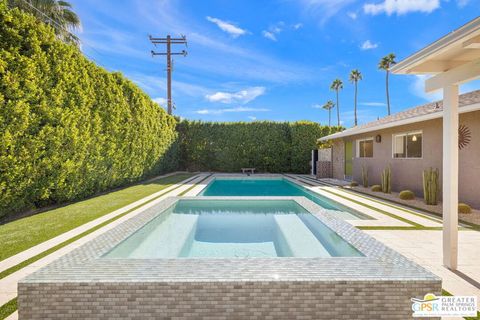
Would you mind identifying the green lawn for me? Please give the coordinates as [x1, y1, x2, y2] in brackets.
[0, 173, 194, 262]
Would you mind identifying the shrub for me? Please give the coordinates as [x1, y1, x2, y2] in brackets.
[423, 168, 439, 205]
[178, 121, 340, 173]
[399, 190, 415, 200]
[361, 165, 368, 187]
[0, 3, 178, 218]
[458, 203, 472, 214]
[371, 185, 382, 192]
[381, 166, 391, 194]
[350, 181, 359, 187]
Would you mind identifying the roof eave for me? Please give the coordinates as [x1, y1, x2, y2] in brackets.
[318, 102, 480, 141]
[391, 17, 480, 75]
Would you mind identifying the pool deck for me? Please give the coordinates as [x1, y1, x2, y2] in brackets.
[2, 172, 479, 318]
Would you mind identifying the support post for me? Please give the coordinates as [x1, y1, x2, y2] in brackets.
[442, 84, 459, 270]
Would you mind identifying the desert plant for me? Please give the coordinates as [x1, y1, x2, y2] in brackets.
[371, 185, 382, 192]
[423, 168, 439, 205]
[361, 165, 368, 187]
[381, 166, 391, 194]
[350, 181, 359, 187]
[458, 203, 472, 214]
[399, 190, 415, 200]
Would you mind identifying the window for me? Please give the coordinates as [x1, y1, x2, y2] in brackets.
[357, 138, 373, 158]
[393, 131, 422, 158]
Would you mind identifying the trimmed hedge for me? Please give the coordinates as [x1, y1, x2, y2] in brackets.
[177, 120, 340, 173]
[0, 3, 178, 217]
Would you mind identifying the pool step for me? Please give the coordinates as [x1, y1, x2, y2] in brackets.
[108, 213, 199, 258]
[274, 215, 331, 257]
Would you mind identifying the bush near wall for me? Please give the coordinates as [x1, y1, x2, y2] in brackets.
[0, 3, 178, 217]
[178, 120, 340, 173]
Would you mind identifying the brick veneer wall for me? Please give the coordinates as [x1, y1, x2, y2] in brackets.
[19, 280, 440, 319]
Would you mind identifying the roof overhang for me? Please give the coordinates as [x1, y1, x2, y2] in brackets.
[391, 17, 480, 79]
[318, 102, 480, 141]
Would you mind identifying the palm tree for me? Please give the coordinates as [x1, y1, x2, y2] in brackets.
[330, 79, 343, 126]
[349, 69, 362, 126]
[378, 53, 396, 115]
[322, 100, 335, 127]
[9, 0, 81, 45]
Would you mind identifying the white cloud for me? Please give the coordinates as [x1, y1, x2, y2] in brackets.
[364, 0, 440, 16]
[360, 40, 378, 50]
[248, 116, 257, 120]
[205, 87, 266, 104]
[262, 31, 277, 41]
[262, 22, 286, 41]
[312, 104, 322, 109]
[206, 16, 247, 38]
[299, 0, 356, 24]
[457, 0, 469, 7]
[293, 23, 303, 29]
[194, 107, 270, 115]
[347, 11, 358, 19]
[153, 97, 167, 105]
[360, 101, 386, 106]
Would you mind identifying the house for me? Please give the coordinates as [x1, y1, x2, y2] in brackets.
[318, 90, 480, 208]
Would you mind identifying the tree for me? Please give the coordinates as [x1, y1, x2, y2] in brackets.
[330, 79, 343, 126]
[349, 69, 362, 126]
[8, 0, 80, 45]
[322, 101, 335, 127]
[378, 53, 396, 115]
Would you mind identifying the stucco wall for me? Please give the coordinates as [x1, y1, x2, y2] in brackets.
[339, 110, 479, 208]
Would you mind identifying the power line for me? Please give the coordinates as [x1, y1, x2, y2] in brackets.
[149, 35, 187, 115]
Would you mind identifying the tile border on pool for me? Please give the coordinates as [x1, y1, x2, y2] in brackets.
[20, 196, 440, 283]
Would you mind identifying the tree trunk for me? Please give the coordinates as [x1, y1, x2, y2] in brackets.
[386, 71, 390, 115]
[336, 90, 340, 126]
[354, 82, 358, 126]
[328, 109, 331, 126]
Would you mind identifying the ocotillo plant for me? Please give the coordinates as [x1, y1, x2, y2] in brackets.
[423, 167, 439, 205]
[361, 165, 368, 188]
[381, 166, 391, 194]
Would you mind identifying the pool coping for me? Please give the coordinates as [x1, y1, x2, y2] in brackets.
[20, 196, 441, 284]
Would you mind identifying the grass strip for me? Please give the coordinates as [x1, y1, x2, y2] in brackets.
[0, 174, 200, 280]
[298, 175, 444, 224]
[178, 174, 212, 196]
[358, 226, 443, 231]
[442, 289, 480, 320]
[293, 177, 424, 228]
[0, 173, 195, 262]
[0, 298, 16, 320]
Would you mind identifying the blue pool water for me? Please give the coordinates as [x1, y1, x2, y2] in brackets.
[200, 178, 367, 220]
[105, 200, 362, 259]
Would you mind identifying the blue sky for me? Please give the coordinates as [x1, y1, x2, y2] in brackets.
[71, 0, 480, 127]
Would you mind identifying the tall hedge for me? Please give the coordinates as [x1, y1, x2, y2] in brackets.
[178, 120, 340, 173]
[0, 3, 178, 217]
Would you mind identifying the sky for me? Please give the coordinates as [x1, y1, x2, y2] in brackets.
[70, 0, 480, 127]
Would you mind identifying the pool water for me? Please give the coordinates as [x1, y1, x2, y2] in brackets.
[200, 178, 367, 220]
[105, 200, 362, 259]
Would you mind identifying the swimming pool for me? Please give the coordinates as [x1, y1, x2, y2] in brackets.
[200, 177, 368, 220]
[105, 199, 362, 258]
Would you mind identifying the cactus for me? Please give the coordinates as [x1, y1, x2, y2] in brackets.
[371, 185, 382, 192]
[361, 165, 368, 188]
[381, 166, 391, 194]
[423, 167, 439, 205]
[399, 190, 415, 200]
[458, 203, 472, 214]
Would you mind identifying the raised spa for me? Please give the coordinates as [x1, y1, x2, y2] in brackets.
[105, 200, 362, 258]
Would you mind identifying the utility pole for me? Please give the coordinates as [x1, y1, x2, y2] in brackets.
[149, 35, 187, 115]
